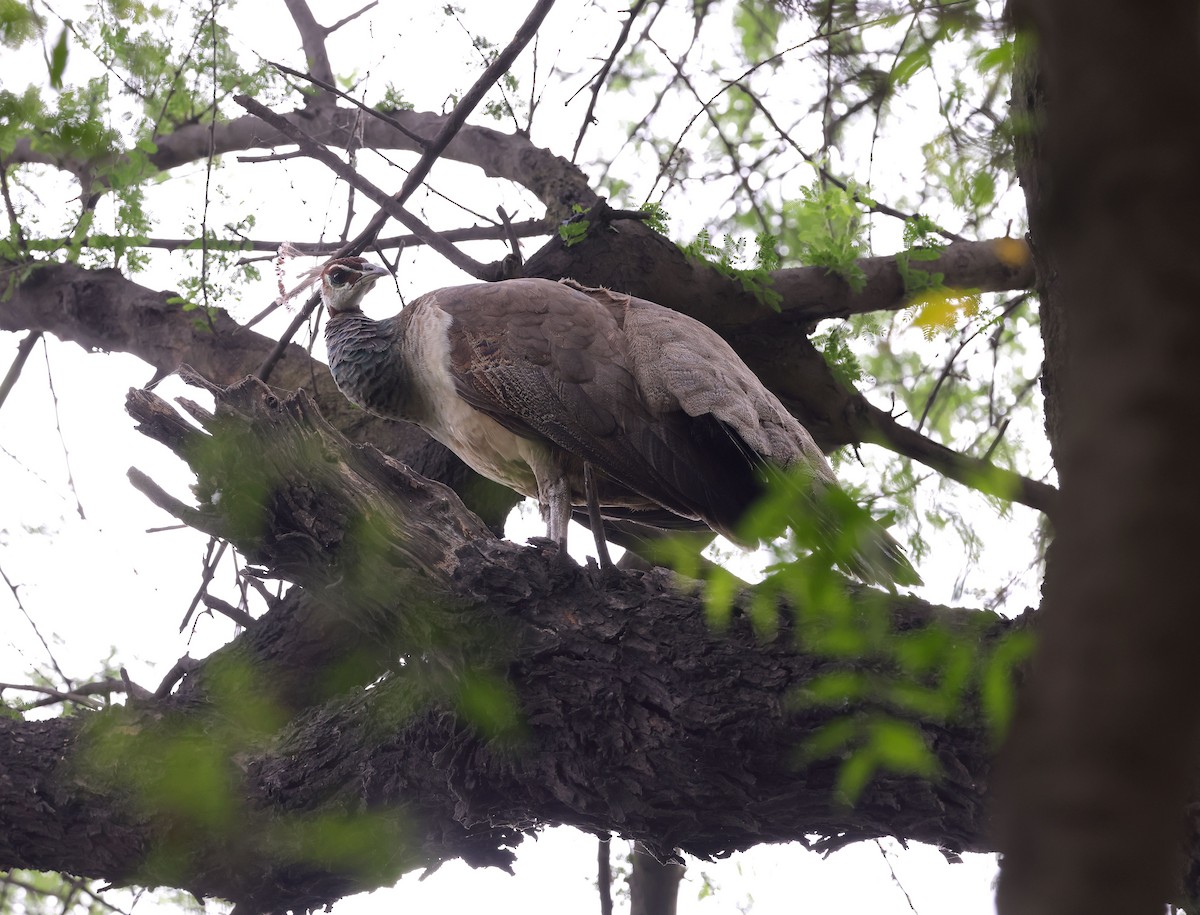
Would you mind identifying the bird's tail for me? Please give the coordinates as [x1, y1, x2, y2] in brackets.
[737, 465, 922, 588]
[806, 481, 922, 588]
[841, 516, 922, 588]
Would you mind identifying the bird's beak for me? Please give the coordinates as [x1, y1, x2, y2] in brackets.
[362, 262, 390, 284]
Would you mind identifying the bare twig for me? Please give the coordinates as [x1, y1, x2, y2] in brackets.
[348, 0, 558, 252]
[153, 655, 203, 699]
[496, 205, 523, 270]
[233, 94, 494, 280]
[0, 682, 103, 710]
[197, 0, 220, 334]
[254, 290, 323, 380]
[8, 219, 550, 264]
[24, 677, 133, 709]
[571, 0, 650, 161]
[180, 537, 229, 632]
[238, 219, 549, 272]
[127, 467, 215, 534]
[0, 330, 42, 413]
[42, 341, 86, 520]
[202, 592, 256, 630]
[325, 1, 378, 35]
[0, 561, 70, 687]
[874, 839, 918, 913]
[267, 59, 429, 147]
[119, 667, 154, 702]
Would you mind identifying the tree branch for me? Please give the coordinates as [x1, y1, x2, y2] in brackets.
[0, 258, 520, 533]
[0, 373, 1022, 913]
[233, 95, 500, 280]
[769, 237, 1035, 326]
[393, 0, 557, 208]
[854, 400, 1059, 517]
[0, 330, 42, 413]
[4, 106, 598, 223]
[281, 0, 335, 86]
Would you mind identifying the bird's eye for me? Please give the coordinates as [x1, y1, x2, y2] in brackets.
[328, 269, 349, 287]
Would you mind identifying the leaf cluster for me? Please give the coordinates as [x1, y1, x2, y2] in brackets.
[681, 228, 782, 310]
[781, 180, 869, 292]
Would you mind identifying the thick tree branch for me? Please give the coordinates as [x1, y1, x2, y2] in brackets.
[4, 106, 598, 223]
[0, 258, 519, 532]
[0, 374, 1021, 913]
[281, 0, 336, 86]
[771, 237, 1034, 325]
[2, 241, 1050, 516]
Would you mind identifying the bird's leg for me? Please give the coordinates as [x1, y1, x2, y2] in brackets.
[538, 471, 573, 552]
[583, 462, 613, 570]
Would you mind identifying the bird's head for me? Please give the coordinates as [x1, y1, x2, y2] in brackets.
[320, 257, 390, 315]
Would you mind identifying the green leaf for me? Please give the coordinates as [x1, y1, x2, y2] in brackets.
[456, 669, 524, 740]
[48, 26, 70, 88]
[975, 40, 1014, 75]
[639, 201, 669, 235]
[733, 0, 783, 61]
[866, 718, 939, 777]
[981, 629, 1037, 741]
[703, 565, 740, 630]
[0, 0, 40, 47]
[969, 170, 996, 209]
[791, 671, 869, 708]
[892, 46, 931, 86]
[781, 181, 869, 292]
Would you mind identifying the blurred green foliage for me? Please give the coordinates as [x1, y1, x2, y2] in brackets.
[696, 465, 1033, 802]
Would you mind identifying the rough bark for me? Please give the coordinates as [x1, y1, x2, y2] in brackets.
[0, 374, 1014, 913]
[995, 4, 1200, 914]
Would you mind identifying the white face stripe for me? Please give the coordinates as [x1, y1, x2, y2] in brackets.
[322, 260, 388, 312]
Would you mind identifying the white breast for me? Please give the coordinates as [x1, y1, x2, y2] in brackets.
[403, 299, 544, 498]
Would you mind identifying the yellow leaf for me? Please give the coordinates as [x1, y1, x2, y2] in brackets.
[993, 235, 1030, 269]
[908, 287, 981, 339]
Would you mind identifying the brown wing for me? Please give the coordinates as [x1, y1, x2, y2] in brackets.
[435, 278, 764, 531]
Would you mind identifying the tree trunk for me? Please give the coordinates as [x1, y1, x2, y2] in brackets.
[995, 3, 1200, 913]
[630, 842, 685, 915]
